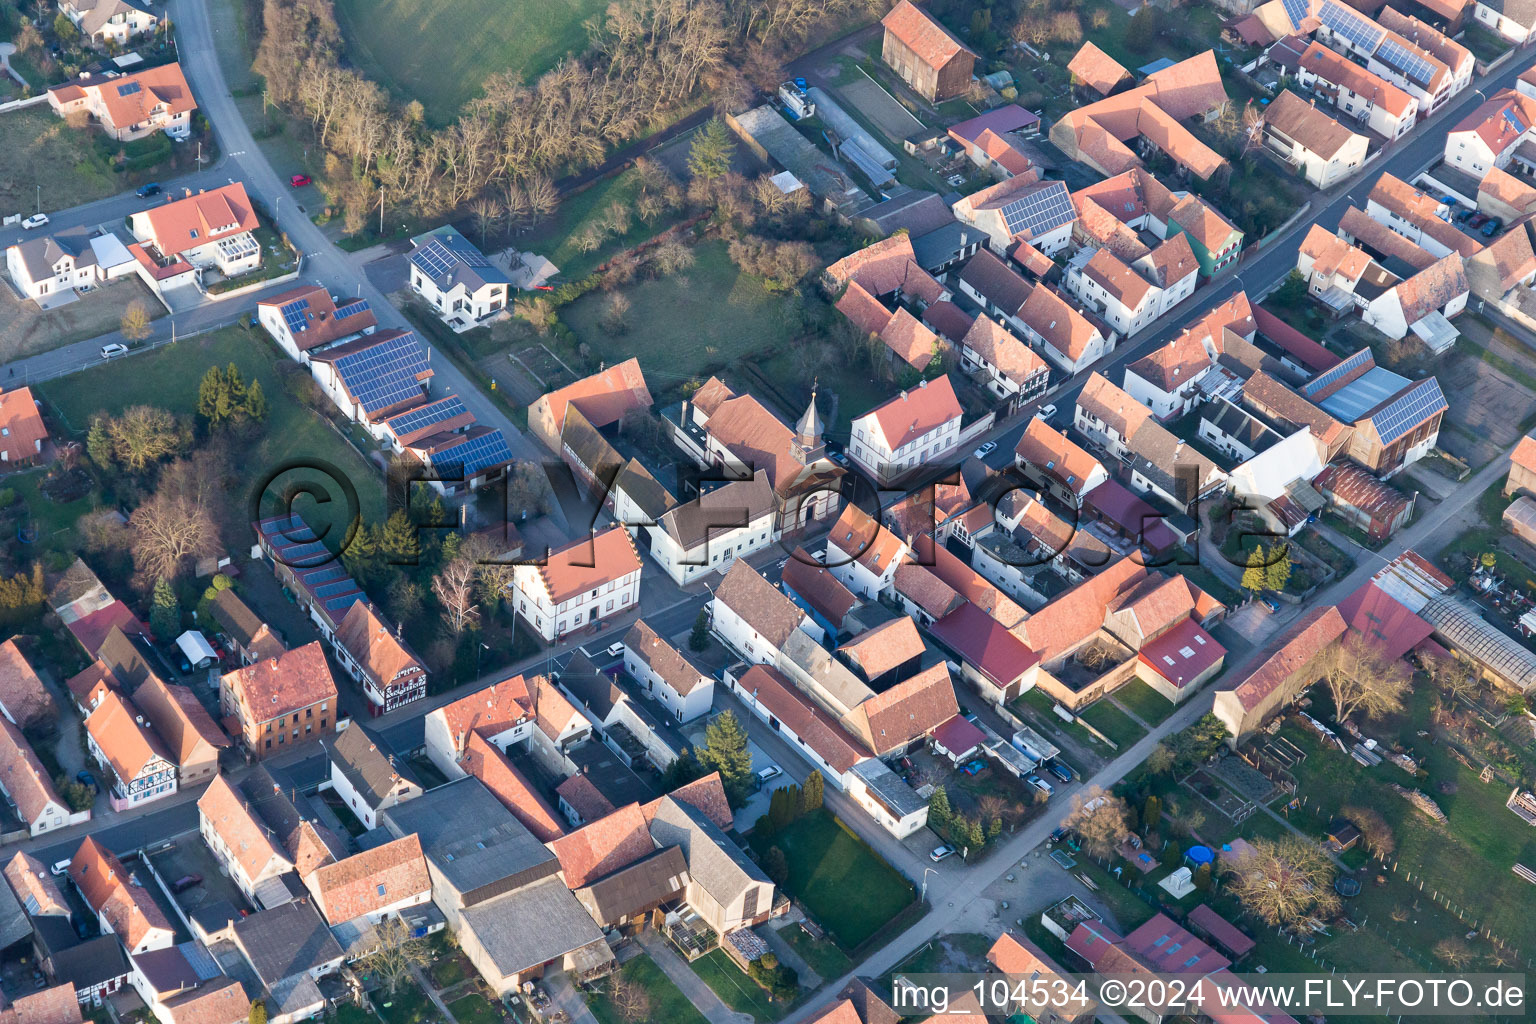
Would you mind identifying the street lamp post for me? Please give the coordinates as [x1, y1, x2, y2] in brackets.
[921, 867, 938, 905]
[477, 641, 491, 678]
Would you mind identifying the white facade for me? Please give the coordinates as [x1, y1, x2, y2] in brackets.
[1225, 425, 1325, 502]
[1065, 255, 1159, 338]
[1474, 0, 1536, 43]
[721, 667, 856, 790]
[848, 403, 962, 487]
[1122, 364, 1208, 421]
[624, 650, 715, 723]
[509, 564, 641, 643]
[408, 265, 507, 324]
[1364, 281, 1468, 340]
[5, 243, 97, 302]
[326, 760, 421, 831]
[824, 536, 908, 600]
[1294, 63, 1417, 139]
[1264, 123, 1368, 189]
[1365, 195, 1458, 259]
[1444, 127, 1521, 179]
[709, 595, 819, 666]
[60, 0, 157, 45]
[199, 810, 291, 907]
[645, 508, 777, 586]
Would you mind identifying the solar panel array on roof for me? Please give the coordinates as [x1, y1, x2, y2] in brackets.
[1371, 377, 1446, 444]
[1505, 107, 1529, 135]
[1000, 183, 1075, 240]
[408, 235, 491, 283]
[1283, 0, 1310, 28]
[280, 298, 311, 335]
[386, 395, 468, 440]
[1318, 365, 1411, 421]
[117, 82, 141, 97]
[333, 333, 430, 414]
[1375, 38, 1437, 88]
[334, 298, 370, 320]
[1303, 347, 1372, 397]
[1321, 0, 1384, 51]
[431, 430, 514, 478]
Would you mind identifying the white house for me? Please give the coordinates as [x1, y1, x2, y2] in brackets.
[256, 285, 378, 363]
[0, 718, 79, 836]
[950, 176, 1077, 255]
[58, 0, 157, 46]
[622, 620, 714, 723]
[47, 63, 195, 141]
[306, 328, 434, 431]
[646, 470, 777, 585]
[509, 527, 642, 643]
[407, 226, 511, 330]
[1443, 89, 1536, 178]
[824, 504, 911, 600]
[4, 231, 134, 303]
[710, 559, 821, 665]
[1474, 0, 1536, 44]
[1017, 282, 1111, 375]
[1362, 253, 1469, 343]
[321, 723, 422, 831]
[1065, 247, 1161, 338]
[85, 691, 177, 812]
[127, 183, 260, 285]
[1291, 41, 1418, 139]
[957, 314, 1048, 409]
[1122, 332, 1213, 421]
[196, 775, 294, 908]
[1262, 90, 1369, 189]
[847, 375, 965, 487]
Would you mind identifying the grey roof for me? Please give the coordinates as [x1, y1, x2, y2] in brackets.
[613, 459, 677, 521]
[730, 106, 869, 211]
[1420, 594, 1536, 693]
[11, 233, 94, 284]
[0, 865, 28, 950]
[558, 653, 623, 721]
[51, 935, 130, 990]
[574, 845, 689, 924]
[322, 723, 418, 808]
[31, 914, 77, 958]
[241, 767, 347, 866]
[646, 797, 770, 910]
[565, 741, 656, 809]
[190, 901, 241, 940]
[459, 877, 608, 978]
[382, 776, 558, 896]
[656, 470, 776, 551]
[1126, 421, 1223, 506]
[911, 221, 986, 272]
[406, 227, 510, 294]
[857, 191, 955, 236]
[778, 628, 873, 713]
[621, 621, 709, 698]
[231, 901, 343, 985]
[131, 941, 222, 996]
[848, 759, 927, 817]
[959, 249, 1031, 315]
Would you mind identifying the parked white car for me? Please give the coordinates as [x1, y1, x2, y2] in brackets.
[100, 343, 129, 359]
[21, 214, 49, 230]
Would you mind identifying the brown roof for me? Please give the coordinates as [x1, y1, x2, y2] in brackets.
[209, 589, 284, 659]
[835, 280, 894, 337]
[1227, 605, 1347, 710]
[826, 235, 942, 299]
[0, 717, 63, 827]
[1299, 42, 1414, 117]
[1169, 194, 1240, 253]
[828, 504, 910, 577]
[197, 774, 288, 882]
[535, 527, 642, 605]
[1013, 557, 1145, 664]
[333, 602, 425, 693]
[959, 249, 1032, 316]
[921, 299, 976, 342]
[1068, 42, 1130, 95]
[1135, 99, 1227, 180]
[916, 537, 1027, 627]
[0, 985, 81, 1024]
[555, 774, 615, 824]
[715, 560, 807, 649]
[86, 690, 171, 783]
[138, 183, 257, 257]
[780, 550, 858, 628]
[69, 837, 173, 950]
[622, 620, 710, 697]
[1452, 89, 1536, 155]
[0, 389, 48, 467]
[222, 641, 337, 725]
[461, 731, 564, 842]
[1479, 166, 1536, 215]
[639, 772, 733, 830]
[1078, 372, 1152, 440]
[4, 852, 67, 917]
[1301, 224, 1371, 281]
[1265, 90, 1361, 160]
[0, 640, 53, 728]
[537, 357, 652, 434]
[735, 665, 866, 772]
[1020, 284, 1102, 362]
[961, 314, 1046, 387]
[131, 675, 229, 768]
[864, 374, 963, 451]
[433, 673, 578, 751]
[549, 803, 657, 888]
[1339, 206, 1436, 271]
[1367, 174, 1480, 258]
[161, 977, 248, 1024]
[703, 391, 844, 499]
[879, 308, 941, 370]
[1395, 253, 1468, 324]
[892, 563, 964, 619]
[881, 0, 974, 70]
[838, 618, 926, 679]
[1512, 435, 1536, 474]
[1316, 463, 1413, 523]
[255, 284, 378, 351]
[1241, 370, 1350, 447]
[1127, 331, 1213, 393]
[1014, 417, 1104, 496]
[309, 834, 429, 924]
[841, 663, 958, 755]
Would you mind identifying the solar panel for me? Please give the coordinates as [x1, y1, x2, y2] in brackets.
[409, 239, 458, 280]
[1303, 347, 1372, 397]
[1375, 37, 1437, 88]
[433, 430, 514, 478]
[1283, 0, 1310, 28]
[1504, 107, 1528, 135]
[334, 333, 431, 413]
[386, 395, 468, 439]
[280, 298, 310, 334]
[117, 82, 141, 97]
[1000, 183, 1075, 240]
[1372, 378, 1446, 444]
[1320, 0, 1383, 52]
[334, 298, 370, 320]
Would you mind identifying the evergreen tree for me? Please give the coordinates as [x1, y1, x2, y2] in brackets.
[1266, 542, 1293, 593]
[688, 118, 736, 181]
[197, 365, 248, 428]
[799, 770, 824, 814]
[150, 577, 179, 639]
[86, 417, 114, 469]
[689, 609, 710, 651]
[1241, 544, 1267, 594]
[341, 518, 383, 585]
[1193, 862, 1213, 889]
[988, 817, 1003, 840]
[659, 747, 705, 790]
[768, 787, 796, 831]
[764, 846, 789, 886]
[440, 530, 463, 565]
[697, 711, 753, 805]
[927, 785, 951, 831]
[381, 510, 421, 565]
[244, 378, 268, 421]
[1143, 794, 1162, 830]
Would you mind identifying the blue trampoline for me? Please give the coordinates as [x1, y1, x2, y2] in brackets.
[1186, 845, 1215, 866]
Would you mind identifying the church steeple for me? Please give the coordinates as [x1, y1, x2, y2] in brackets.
[793, 382, 826, 464]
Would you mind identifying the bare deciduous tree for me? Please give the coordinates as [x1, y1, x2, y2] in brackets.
[107, 406, 184, 472]
[1229, 836, 1340, 928]
[1433, 937, 1476, 970]
[129, 489, 217, 583]
[433, 556, 480, 636]
[1321, 633, 1410, 723]
[1063, 786, 1131, 858]
[609, 972, 651, 1023]
[1341, 805, 1395, 858]
[1429, 652, 1479, 703]
[358, 917, 432, 995]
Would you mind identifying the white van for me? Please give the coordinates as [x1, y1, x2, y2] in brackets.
[50, 859, 70, 876]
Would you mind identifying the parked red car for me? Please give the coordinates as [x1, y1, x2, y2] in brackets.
[290, 174, 312, 187]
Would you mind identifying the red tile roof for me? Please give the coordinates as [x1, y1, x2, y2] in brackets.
[0, 640, 53, 728]
[132, 676, 229, 768]
[197, 774, 287, 881]
[1126, 913, 1230, 974]
[916, 536, 1027, 627]
[334, 602, 425, 695]
[1127, 330, 1212, 394]
[1068, 42, 1130, 95]
[537, 357, 652, 434]
[892, 563, 965, 620]
[781, 549, 858, 628]
[555, 774, 615, 824]
[1020, 283, 1103, 362]
[138, 183, 257, 258]
[86, 689, 171, 783]
[0, 985, 81, 1024]
[1225, 605, 1347, 711]
[1137, 617, 1226, 689]
[535, 527, 642, 605]
[929, 603, 1040, 687]
[222, 641, 337, 725]
[879, 308, 942, 370]
[0, 389, 48, 466]
[1299, 41, 1414, 117]
[838, 618, 926, 680]
[735, 665, 866, 772]
[69, 836, 173, 950]
[1078, 372, 1152, 441]
[4, 852, 68, 917]
[639, 772, 733, 830]
[1014, 418, 1104, 496]
[715, 559, 809, 648]
[835, 280, 895, 337]
[256, 285, 378, 351]
[309, 834, 429, 923]
[842, 662, 958, 755]
[461, 731, 565, 842]
[0, 717, 64, 827]
[881, 0, 974, 70]
[1187, 903, 1256, 957]
[1452, 89, 1536, 156]
[1265, 90, 1362, 160]
[548, 803, 657, 888]
[930, 714, 986, 756]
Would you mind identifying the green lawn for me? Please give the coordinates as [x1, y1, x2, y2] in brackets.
[1113, 680, 1179, 727]
[332, 0, 605, 122]
[1079, 698, 1145, 748]
[373, 983, 432, 1024]
[586, 956, 708, 1024]
[0, 107, 117, 214]
[691, 950, 779, 1022]
[334, 1006, 378, 1024]
[38, 325, 386, 541]
[528, 168, 683, 282]
[562, 239, 802, 388]
[444, 994, 499, 1024]
[777, 923, 850, 980]
[748, 809, 916, 949]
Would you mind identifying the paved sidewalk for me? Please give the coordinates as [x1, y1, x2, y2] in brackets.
[544, 972, 602, 1024]
[408, 964, 459, 1024]
[635, 930, 752, 1024]
[762, 922, 822, 989]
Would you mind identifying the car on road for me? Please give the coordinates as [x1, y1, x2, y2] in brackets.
[136, 183, 162, 198]
[604, 641, 625, 657]
[1049, 761, 1074, 784]
[290, 173, 312, 187]
[21, 214, 48, 230]
[170, 874, 202, 893]
[755, 765, 782, 785]
[972, 441, 997, 459]
[1049, 826, 1069, 843]
[930, 844, 956, 862]
[1035, 403, 1057, 422]
[100, 343, 128, 359]
[1026, 773, 1055, 796]
[50, 859, 70, 876]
